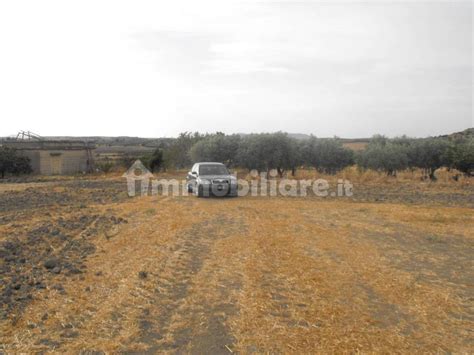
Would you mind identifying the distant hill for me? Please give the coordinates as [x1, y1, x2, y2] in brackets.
[438, 128, 474, 140]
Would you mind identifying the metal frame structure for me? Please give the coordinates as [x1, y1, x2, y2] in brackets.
[15, 130, 44, 141]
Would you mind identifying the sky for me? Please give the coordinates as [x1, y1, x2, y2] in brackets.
[0, 0, 472, 138]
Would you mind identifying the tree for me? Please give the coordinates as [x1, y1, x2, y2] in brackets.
[406, 138, 450, 180]
[288, 139, 304, 176]
[357, 139, 409, 176]
[236, 132, 298, 176]
[235, 134, 266, 172]
[189, 133, 241, 166]
[445, 137, 474, 176]
[149, 148, 164, 172]
[0, 147, 32, 178]
[302, 137, 354, 174]
[164, 132, 204, 169]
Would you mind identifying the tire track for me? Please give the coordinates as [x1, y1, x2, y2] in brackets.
[124, 215, 243, 353]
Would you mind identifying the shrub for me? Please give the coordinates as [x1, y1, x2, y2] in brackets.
[0, 147, 32, 178]
[149, 148, 164, 173]
[97, 161, 114, 173]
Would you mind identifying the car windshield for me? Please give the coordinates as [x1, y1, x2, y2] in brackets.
[199, 164, 228, 176]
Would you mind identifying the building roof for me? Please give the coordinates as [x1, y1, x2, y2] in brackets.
[1, 140, 95, 150]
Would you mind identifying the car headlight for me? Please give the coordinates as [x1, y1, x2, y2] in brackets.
[199, 179, 211, 184]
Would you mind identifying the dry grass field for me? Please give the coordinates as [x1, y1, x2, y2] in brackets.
[0, 170, 473, 353]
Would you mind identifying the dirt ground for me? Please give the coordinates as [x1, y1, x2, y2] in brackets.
[0, 173, 473, 353]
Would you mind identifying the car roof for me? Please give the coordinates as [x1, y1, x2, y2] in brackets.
[195, 162, 225, 165]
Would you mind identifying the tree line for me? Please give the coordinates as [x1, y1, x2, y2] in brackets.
[143, 131, 473, 179]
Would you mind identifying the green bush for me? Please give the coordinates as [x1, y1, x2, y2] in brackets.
[97, 161, 114, 173]
[0, 147, 32, 178]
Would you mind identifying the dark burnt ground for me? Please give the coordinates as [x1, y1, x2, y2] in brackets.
[0, 178, 128, 214]
[351, 183, 474, 207]
[0, 178, 129, 324]
[292, 181, 474, 206]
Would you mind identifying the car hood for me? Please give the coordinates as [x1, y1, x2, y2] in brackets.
[198, 175, 235, 181]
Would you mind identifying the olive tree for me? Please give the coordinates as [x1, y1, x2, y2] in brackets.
[406, 138, 450, 180]
[189, 133, 241, 166]
[236, 132, 298, 176]
[164, 132, 204, 169]
[357, 139, 409, 176]
[302, 137, 354, 174]
[445, 137, 474, 176]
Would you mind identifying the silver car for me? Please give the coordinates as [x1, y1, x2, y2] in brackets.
[186, 162, 238, 197]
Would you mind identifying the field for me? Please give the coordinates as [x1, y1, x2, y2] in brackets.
[0, 170, 473, 353]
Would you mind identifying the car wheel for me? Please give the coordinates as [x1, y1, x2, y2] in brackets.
[196, 184, 204, 197]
